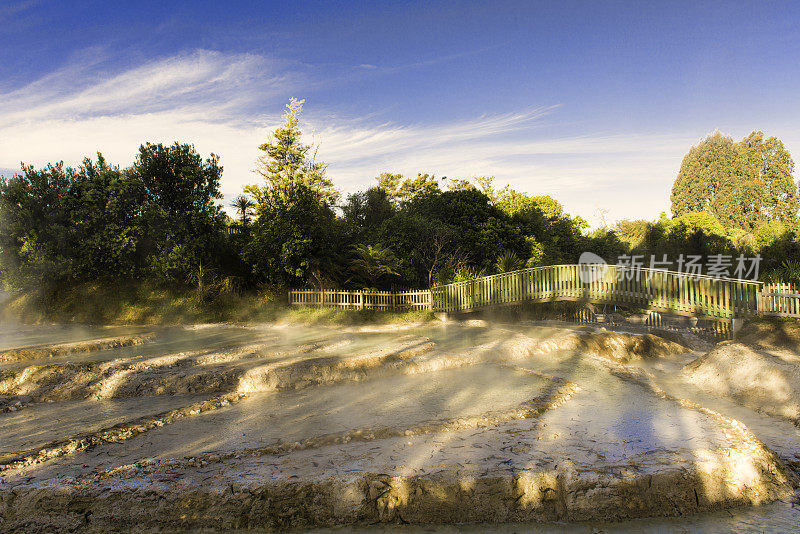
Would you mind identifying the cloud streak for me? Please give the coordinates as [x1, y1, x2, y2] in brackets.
[0, 48, 724, 225]
[0, 50, 289, 125]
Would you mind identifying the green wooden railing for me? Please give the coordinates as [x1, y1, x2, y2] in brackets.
[289, 265, 800, 320]
[431, 264, 763, 319]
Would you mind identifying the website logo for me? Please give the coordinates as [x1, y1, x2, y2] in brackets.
[578, 252, 609, 284]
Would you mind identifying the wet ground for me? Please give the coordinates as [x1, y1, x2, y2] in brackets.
[0, 320, 798, 532]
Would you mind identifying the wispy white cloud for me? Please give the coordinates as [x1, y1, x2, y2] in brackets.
[5, 48, 789, 227]
[0, 50, 287, 125]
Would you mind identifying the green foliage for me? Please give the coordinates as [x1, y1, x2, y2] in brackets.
[128, 142, 227, 283]
[495, 250, 523, 273]
[376, 172, 402, 198]
[451, 264, 486, 282]
[0, 156, 142, 287]
[473, 176, 499, 202]
[672, 212, 726, 236]
[244, 184, 340, 287]
[671, 130, 798, 229]
[525, 238, 545, 267]
[612, 211, 733, 260]
[740, 131, 798, 223]
[252, 98, 338, 203]
[231, 194, 254, 226]
[376, 212, 455, 287]
[615, 220, 650, 250]
[375, 172, 440, 202]
[446, 178, 476, 192]
[402, 189, 529, 278]
[349, 244, 400, 288]
[241, 99, 348, 288]
[362, 175, 603, 283]
[584, 228, 626, 261]
[67, 156, 143, 279]
[0, 162, 76, 287]
[726, 227, 758, 255]
[0, 144, 227, 290]
[764, 259, 800, 284]
[495, 188, 587, 265]
[342, 187, 395, 241]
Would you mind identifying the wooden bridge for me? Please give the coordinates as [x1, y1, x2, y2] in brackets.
[289, 264, 799, 322]
[431, 264, 761, 318]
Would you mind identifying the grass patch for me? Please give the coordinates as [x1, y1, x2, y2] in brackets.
[278, 306, 435, 326]
[744, 315, 800, 327]
[0, 282, 283, 325]
[0, 283, 436, 326]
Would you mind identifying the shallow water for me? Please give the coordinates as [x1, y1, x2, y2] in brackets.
[1, 320, 799, 532]
[0, 394, 209, 460]
[0, 323, 147, 351]
[0, 325, 270, 368]
[60, 363, 552, 461]
[638, 356, 800, 465]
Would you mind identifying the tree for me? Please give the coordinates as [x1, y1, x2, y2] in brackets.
[667, 212, 730, 256]
[376, 172, 402, 198]
[0, 155, 144, 288]
[375, 172, 440, 202]
[446, 178, 475, 192]
[349, 244, 400, 288]
[66, 155, 142, 279]
[231, 194, 254, 226]
[474, 176, 499, 203]
[378, 213, 457, 287]
[615, 212, 735, 261]
[127, 142, 226, 283]
[765, 259, 800, 284]
[244, 184, 340, 286]
[495, 189, 587, 264]
[671, 131, 798, 229]
[252, 98, 338, 203]
[739, 131, 798, 223]
[244, 99, 344, 287]
[615, 220, 651, 251]
[388, 189, 528, 282]
[0, 162, 75, 287]
[672, 132, 741, 222]
[342, 187, 395, 242]
[585, 228, 626, 262]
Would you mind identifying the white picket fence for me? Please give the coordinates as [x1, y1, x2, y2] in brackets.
[288, 289, 431, 311]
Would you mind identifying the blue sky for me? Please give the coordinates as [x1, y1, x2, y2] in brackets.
[2, 1, 799, 226]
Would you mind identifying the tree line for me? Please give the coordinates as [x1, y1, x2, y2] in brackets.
[1, 100, 799, 297]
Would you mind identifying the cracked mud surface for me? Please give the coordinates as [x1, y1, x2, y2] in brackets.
[0, 321, 797, 532]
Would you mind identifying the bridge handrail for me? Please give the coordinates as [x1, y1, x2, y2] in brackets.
[289, 264, 798, 319]
[430, 264, 763, 318]
[432, 264, 763, 289]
